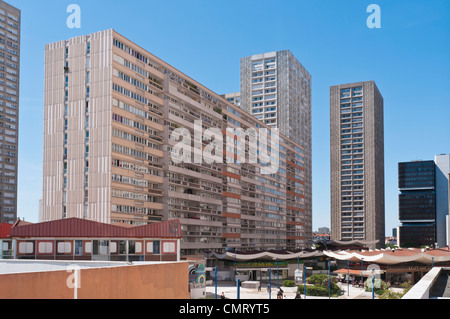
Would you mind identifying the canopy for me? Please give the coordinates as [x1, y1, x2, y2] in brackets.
[209, 250, 324, 262]
[324, 248, 450, 265]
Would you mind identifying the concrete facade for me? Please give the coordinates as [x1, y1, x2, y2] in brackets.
[42, 30, 310, 255]
[238, 50, 313, 244]
[0, 1, 20, 224]
[330, 81, 385, 248]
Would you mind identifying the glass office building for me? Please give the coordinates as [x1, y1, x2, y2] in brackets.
[398, 161, 436, 247]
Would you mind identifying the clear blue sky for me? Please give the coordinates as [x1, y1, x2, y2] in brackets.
[11, 0, 450, 236]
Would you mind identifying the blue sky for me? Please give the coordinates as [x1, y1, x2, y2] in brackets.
[10, 0, 450, 236]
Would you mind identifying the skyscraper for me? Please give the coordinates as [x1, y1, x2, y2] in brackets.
[43, 30, 309, 255]
[330, 81, 385, 248]
[397, 155, 450, 248]
[0, 1, 20, 224]
[238, 50, 313, 244]
[398, 160, 436, 247]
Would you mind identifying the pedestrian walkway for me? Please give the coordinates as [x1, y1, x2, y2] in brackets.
[204, 281, 370, 299]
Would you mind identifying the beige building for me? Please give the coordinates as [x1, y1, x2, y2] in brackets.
[330, 81, 385, 249]
[225, 50, 313, 243]
[43, 29, 309, 255]
[0, 1, 20, 224]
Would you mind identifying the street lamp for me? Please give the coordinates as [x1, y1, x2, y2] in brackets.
[328, 259, 331, 299]
[269, 268, 272, 300]
[215, 266, 217, 300]
[361, 258, 364, 287]
[371, 269, 375, 300]
[347, 259, 350, 297]
[277, 257, 279, 289]
[303, 263, 306, 299]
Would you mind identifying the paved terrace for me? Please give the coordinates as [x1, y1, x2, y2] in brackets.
[205, 281, 405, 299]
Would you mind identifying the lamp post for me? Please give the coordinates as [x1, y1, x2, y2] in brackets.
[361, 258, 364, 287]
[276, 257, 279, 289]
[371, 269, 375, 300]
[328, 259, 331, 299]
[432, 256, 434, 268]
[269, 268, 272, 300]
[347, 259, 350, 297]
[215, 266, 217, 300]
[303, 263, 306, 299]
[237, 279, 241, 300]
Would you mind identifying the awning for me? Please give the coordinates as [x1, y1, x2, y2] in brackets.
[237, 268, 289, 271]
[324, 248, 450, 265]
[210, 250, 324, 261]
[334, 268, 384, 277]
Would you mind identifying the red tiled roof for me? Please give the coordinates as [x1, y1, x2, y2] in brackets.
[9, 218, 182, 239]
[0, 223, 13, 238]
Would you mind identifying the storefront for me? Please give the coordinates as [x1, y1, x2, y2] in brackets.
[207, 250, 326, 282]
[325, 248, 450, 285]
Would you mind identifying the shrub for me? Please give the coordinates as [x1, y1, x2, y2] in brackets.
[364, 278, 389, 293]
[298, 285, 329, 296]
[298, 280, 341, 297]
[378, 281, 412, 299]
[283, 280, 296, 287]
[306, 274, 337, 286]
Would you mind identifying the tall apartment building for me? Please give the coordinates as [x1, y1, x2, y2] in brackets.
[0, 1, 20, 224]
[222, 92, 240, 108]
[227, 50, 313, 243]
[43, 30, 309, 255]
[330, 81, 385, 248]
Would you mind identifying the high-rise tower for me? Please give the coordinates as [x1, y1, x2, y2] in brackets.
[330, 81, 385, 248]
[239, 50, 313, 245]
[0, 1, 20, 224]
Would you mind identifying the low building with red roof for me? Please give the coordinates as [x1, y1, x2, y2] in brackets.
[3, 218, 182, 262]
[0, 223, 13, 259]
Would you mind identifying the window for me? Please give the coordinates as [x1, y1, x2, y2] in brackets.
[75, 240, 83, 255]
[128, 240, 136, 254]
[81, 242, 91, 255]
[163, 241, 176, 254]
[38, 241, 53, 254]
[57, 241, 72, 254]
[110, 241, 117, 254]
[135, 241, 143, 254]
[153, 241, 160, 254]
[119, 240, 127, 254]
[93, 240, 108, 255]
[18, 242, 33, 254]
[146, 241, 153, 253]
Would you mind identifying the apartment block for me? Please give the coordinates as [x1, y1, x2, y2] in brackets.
[0, 1, 20, 224]
[227, 50, 313, 243]
[330, 81, 385, 248]
[43, 30, 309, 255]
[222, 92, 240, 108]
